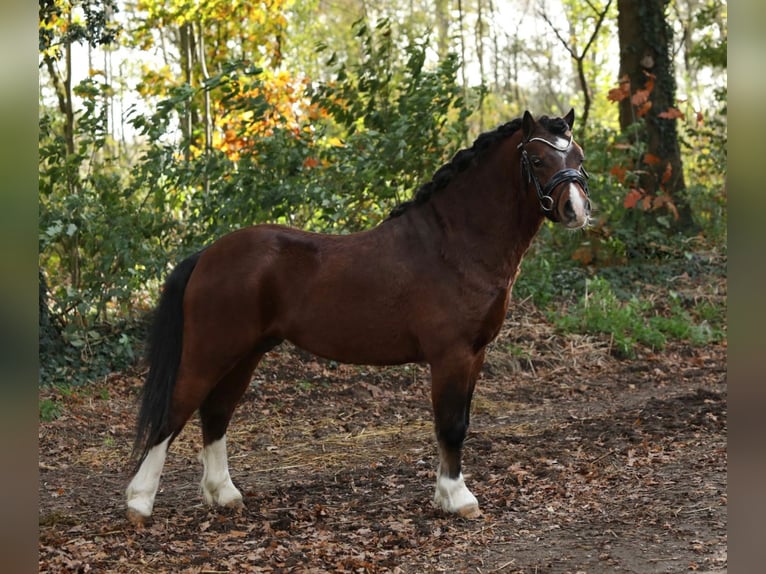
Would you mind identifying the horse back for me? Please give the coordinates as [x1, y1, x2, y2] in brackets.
[184, 224, 429, 365]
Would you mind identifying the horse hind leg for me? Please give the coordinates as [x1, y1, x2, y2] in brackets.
[125, 378, 205, 525]
[126, 361, 228, 524]
[198, 350, 265, 510]
[126, 436, 172, 525]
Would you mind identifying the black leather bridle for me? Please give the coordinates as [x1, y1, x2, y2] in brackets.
[518, 134, 590, 220]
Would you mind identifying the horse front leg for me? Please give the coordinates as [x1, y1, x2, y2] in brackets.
[430, 350, 485, 518]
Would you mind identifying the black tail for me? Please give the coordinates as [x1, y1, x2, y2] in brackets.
[131, 250, 204, 472]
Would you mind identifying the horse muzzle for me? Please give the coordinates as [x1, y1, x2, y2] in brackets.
[556, 184, 591, 229]
[544, 169, 591, 229]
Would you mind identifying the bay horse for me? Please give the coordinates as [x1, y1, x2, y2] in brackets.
[126, 109, 591, 524]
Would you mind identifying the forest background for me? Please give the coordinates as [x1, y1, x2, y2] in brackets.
[38, 0, 727, 388]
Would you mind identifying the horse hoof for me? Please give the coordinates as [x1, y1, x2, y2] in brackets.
[223, 498, 245, 512]
[126, 507, 151, 527]
[457, 504, 482, 519]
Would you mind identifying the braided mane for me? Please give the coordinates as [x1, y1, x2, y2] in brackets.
[387, 114, 570, 219]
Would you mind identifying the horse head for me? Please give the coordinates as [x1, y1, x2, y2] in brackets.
[519, 109, 591, 229]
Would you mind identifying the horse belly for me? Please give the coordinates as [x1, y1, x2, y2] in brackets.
[285, 287, 422, 366]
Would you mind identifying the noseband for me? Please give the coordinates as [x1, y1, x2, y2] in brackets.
[518, 134, 590, 219]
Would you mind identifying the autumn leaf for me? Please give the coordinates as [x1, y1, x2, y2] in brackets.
[642, 71, 656, 94]
[696, 111, 704, 125]
[623, 188, 642, 209]
[607, 87, 627, 102]
[572, 246, 594, 265]
[652, 195, 667, 209]
[607, 85, 630, 103]
[610, 164, 627, 183]
[643, 153, 662, 166]
[641, 195, 652, 210]
[636, 101, 653, 117]
[658, 107, 685, 120]
[661, 162, 673, 185]
[631, 89, 650, 107]
[38, 323, 727, 573]
[653, 194, 680, 220]
[607, 75, 631, 102]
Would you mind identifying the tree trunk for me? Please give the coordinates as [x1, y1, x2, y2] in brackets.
[457, 0, 467, 94]
[179, 22, 197, 160]
[475, 0, 486, 131]
[617, 0, 693, 228]
[434, 0, 450, 60]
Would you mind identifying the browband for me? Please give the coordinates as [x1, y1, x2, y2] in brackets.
[517, 133, 573, 152]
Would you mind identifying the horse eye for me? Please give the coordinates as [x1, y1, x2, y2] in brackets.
[532, 157, 543, 167]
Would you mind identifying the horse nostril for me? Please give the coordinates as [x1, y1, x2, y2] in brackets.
[563, 199, 575, 219]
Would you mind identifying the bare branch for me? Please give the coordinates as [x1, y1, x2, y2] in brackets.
[580, 0, 613, 59]
[537, 9, 577, 59]
[539, 0, 613, 63]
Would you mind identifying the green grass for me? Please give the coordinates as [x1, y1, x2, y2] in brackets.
[504, 343, 532, 361]
[550, 276, 725, 358]
[297, 379, 314, 392]
[39, 397, 63, 422]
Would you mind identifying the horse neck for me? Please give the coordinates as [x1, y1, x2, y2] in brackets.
[412, 135, 545, 281]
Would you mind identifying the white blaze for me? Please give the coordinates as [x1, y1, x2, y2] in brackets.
[564, 182, 589, 228]
[553, 135, 570, 150]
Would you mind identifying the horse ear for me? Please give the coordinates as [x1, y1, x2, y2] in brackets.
[564, 108, 575, 130]
[522, 110, 536, 140]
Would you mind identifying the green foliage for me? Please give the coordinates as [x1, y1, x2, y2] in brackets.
[39, 397, 63, 422]
[39, 0, 121, 56]
[588, 122, 682, 259]
[39, 78, 177, 323]
[688, 2, 727, 70]
[553, 276, 662, 357]
[38, 75, 171, 386]
[512, 227, 590, 308]
[38, 5, 726, 388]
[39, 316, 147, 387]
[677, 112, 727, 242]
[38, 21, 472, 386]
[307, 19, 471, 229]
[127, 22, 471, 238]
[558, 103, 727, 266]
[551, 275, 724, 358]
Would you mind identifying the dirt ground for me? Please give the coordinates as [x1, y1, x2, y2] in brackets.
[39, 294, 727, 573]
